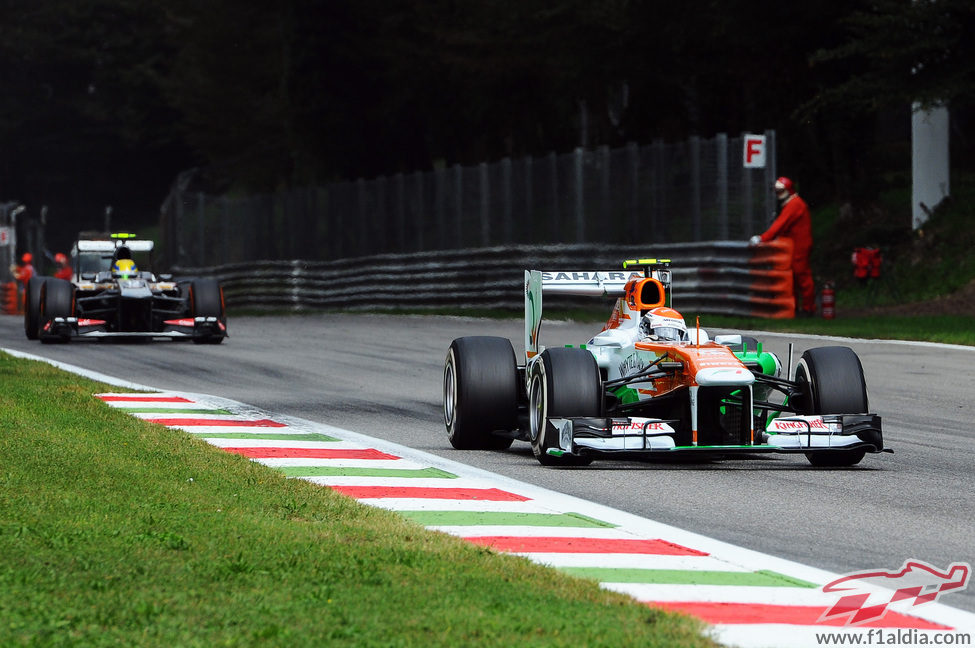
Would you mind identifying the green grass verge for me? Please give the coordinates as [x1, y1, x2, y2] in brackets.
[0, 352, 716, 648]
[812, 170, 975, 308]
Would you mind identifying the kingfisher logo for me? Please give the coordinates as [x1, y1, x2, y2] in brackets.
[820, 560, 970, 626]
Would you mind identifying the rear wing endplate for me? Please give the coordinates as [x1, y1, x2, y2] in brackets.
[524, 266, 671, 359]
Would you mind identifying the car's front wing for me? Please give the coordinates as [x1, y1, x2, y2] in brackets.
[543, 414, 885, 459]
[41, 316, 226, 341]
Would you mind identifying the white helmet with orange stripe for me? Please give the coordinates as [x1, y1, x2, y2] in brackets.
[639, 306, 689, 342]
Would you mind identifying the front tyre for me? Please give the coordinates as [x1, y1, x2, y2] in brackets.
[24, 276, 46, 340]
[528, 347, 601, 467]
[443, 336, 517, 450]
[795, 346, 868, 467]
[38, 279, 74, 344]
[189, 278, 227, 344]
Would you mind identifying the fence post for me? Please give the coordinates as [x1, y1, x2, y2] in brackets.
[627, 142, 639, 240]
[479, 162, 490, 246]
[598, 145, 610, 240]
[717, 133, 729, 239]
[373, 176, 386, 253]
[221, 197, 229, 262]
[413, 170, 424, 252]
[574, 147, 584, 242]
[501, 157, 512, 244]
[394, 173, 406, 253]
[740, 137, 755, 235]
[434, 165, 446, 250]
[547, 152, 559, 243]
[524, 154, 534, 242]
[652, 139, 666, 241]
[357, 178, 367, 258]
[197, 192, 205, 267]
[453, 163, 463, 248]
[690, 135, 702, 241]
[765, 128, 777, 232]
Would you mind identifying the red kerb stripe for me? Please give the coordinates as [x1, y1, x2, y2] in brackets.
[226, 447, 399, 460]
[150, 418, 286, 427]
[465, 536, 707, 556]
[98, 396, 193, 403]
[649, 602, 952, 629]
[330, 486, 529, 501]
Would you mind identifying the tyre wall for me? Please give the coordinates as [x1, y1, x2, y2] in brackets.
[173, 240, 796, 318]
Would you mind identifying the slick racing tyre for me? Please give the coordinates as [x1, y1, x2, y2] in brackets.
[443, 336, 517, 450]
[38, 279, 74, 344]
[528, 347, 601, 467]
[24, 276, 46, 340]
[794, 346, 868, 467]
[190, 279, 226, 344]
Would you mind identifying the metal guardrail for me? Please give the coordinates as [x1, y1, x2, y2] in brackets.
[174, 241, 796, 318]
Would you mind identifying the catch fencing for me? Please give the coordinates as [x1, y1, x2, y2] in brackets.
[174, 240, 796, 319]
[160, 131, 778, 269]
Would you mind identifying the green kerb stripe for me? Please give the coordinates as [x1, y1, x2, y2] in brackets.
[124, 408, 233, 415]
[279, 467, 457, 479]
[185, 432, 341, 442]
[558, 567, 817, 587]
[399, 511, 616, 528]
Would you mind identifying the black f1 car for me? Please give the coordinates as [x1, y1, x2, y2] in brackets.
[24, 233, 227, 344]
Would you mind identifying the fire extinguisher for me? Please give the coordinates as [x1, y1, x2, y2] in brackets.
[821, 281, 835, 320]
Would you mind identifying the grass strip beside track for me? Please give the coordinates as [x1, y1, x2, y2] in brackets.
[0, 351, 717, 648]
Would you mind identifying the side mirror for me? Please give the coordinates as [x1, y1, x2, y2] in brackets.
[714, 334, 742, 347]
[81, 272, 96, 281]
[158, 273, 173, 281]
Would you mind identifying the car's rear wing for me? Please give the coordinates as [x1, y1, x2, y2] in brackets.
[75, 239, 154, 253]
[524, 260, 672, 359]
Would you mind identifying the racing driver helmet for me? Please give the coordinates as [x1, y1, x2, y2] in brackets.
[639, 306, 689, 342]
[112, 258, 138, 279]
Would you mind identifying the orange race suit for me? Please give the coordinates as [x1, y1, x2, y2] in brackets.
[760, 194, 814, 314]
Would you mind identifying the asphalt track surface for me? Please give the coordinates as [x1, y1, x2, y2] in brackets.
[4, 312, 974, 614]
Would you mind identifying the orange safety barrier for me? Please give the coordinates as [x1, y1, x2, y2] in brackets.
[2, 281, 20, 315]
[747, 238, 794, 270]
[748, 239, 795, 318]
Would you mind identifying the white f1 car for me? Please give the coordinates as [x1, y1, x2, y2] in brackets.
[442, 259, 888, 467]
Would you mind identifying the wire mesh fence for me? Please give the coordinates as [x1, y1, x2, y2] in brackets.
[160, 131, 777, 269]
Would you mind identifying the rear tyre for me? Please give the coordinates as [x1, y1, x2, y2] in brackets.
[528, 347, 601, 467]
[443, 337, 517, 450]
[794, 346, 868, 467]
[190, 279, 226, 344]
[39, 279, 74, 344]
[24, 276, 45, 340]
